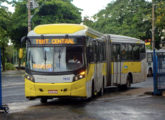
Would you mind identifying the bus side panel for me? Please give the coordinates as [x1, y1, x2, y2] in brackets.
[25, 78, 36, 97]
[133, 59, 147, 83]
[102, 62, 107, 87]
[95, 62, 104, 92]
[71, 78, 87, 97]
[121, 61, 142, 83]
[86, 63, 95, 98]
[111, 60, 147, 85]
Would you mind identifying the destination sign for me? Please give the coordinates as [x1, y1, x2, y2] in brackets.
[28, 37, 85, 45]
[35, 38, 75, 45]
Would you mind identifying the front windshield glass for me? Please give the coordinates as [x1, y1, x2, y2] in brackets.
[27, 46, 84, 72]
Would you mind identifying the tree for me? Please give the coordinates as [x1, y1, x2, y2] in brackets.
[155, 0, 165, 48]
[0, 7, 11, 71]
[9, 0, 81, 67]
[10, 0, 81, 47]
[32, 0, 81, 27]
[84, 0, 152, 41]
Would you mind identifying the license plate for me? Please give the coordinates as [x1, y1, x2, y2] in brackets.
[48, 90, 58, 94]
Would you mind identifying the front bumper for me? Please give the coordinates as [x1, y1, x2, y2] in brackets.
[25, 78, 87, 98]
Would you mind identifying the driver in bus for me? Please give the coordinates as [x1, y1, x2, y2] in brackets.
[68, 56, 81, 63]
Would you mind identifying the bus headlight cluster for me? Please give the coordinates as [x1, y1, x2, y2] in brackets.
[73, 71, 85, 81]
[24, 73, 35, 82]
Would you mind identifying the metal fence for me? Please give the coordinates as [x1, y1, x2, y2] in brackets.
[153, 50, 165, 95]
[157, 52, 165, 90]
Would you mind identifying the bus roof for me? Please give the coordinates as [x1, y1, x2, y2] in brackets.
[108, 34, 144, 44]
[28, 24, 103, 38]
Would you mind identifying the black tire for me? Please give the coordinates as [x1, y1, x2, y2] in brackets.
[40, 98, 47, 104]
[120, 75, 131, 90]
[91, 81, 95, 98]
[98, 80, 104, 96]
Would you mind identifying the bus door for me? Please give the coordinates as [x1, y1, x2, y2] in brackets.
[96, 41, 103, 90]
[112, 44, 121, 85]
[93, 40, 102, 92]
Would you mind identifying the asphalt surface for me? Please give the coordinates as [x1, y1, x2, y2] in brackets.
[0, 70, 165, 120]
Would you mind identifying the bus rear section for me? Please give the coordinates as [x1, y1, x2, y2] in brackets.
[104, 34, 147, 88]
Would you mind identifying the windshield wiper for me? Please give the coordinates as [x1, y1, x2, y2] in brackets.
[28, 51, 31, 68]
[31, 55, 34, 64]
[44, 51, 47, 69]
[58, 49, 61, 68]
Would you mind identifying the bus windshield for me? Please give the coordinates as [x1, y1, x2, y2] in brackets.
[27, 46, 84, 72]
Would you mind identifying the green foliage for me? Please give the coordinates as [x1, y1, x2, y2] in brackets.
[0, 7, 11, 71]
[0, 7, 11, 42]
[155, 0, 165, 48]
[9, 0, 28, 48]
[9, 0, 81, 48]
[6, 45, 14, 63]
[84, 0, 152, 40]
[32, 0, 81, 27]
[5, 63, 16, 70]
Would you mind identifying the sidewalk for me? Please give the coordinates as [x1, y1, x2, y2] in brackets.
[2, 70, 25, 76]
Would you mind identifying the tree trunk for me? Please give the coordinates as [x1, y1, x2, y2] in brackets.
[2, 46, 5, 71]
[18, 49, 21, 69]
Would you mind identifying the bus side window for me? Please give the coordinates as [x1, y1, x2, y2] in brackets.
[121, 44, 127, 61]
[87, 42, 94, 63]
[99, 42, 105, 62]
[102, 43, 106, 61]
[133, 45, 140, 60]
[99, 43, 103, 62]
[139, 44, 146, 60]
[112, 44, 117, 62]
[127, 44, 133, 60]
[112, 44, 120, 61]
[93, 41, 97, 63]
[96, 42, 100, 62]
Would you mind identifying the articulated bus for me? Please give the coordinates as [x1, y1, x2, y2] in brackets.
[21, 24, 147, 103]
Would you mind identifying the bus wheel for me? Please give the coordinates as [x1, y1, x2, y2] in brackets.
[98, 80, 104, 96]
[40, 98, 47, 104]
[120, 75, 131, 90]
[91, 81, 95, 98]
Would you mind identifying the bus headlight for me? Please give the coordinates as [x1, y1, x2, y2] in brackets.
[73, 71, 85, 81]
[24, 73, 35, 82]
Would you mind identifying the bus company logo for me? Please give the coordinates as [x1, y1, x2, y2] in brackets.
[124, 66, 128, 69]
[63, 77, 70, 81]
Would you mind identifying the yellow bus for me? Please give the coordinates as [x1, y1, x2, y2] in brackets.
[21, 24, 147, 103]
[22, 24, 105, 103]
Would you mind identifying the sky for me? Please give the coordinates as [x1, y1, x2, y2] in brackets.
[2, 0, 112, 17]
[72, 0, 112, 18]
[1, 2, 15, 12]
[3, 0, 152, 18]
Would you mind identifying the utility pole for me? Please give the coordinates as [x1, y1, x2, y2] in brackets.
[27, 0, 39, 32]
[152, 0, 155, 50]
[28, 0, 31, 32]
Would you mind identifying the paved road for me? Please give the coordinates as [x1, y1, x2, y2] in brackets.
[1, 71, 165, 120]
[2, 71, 27, 104]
